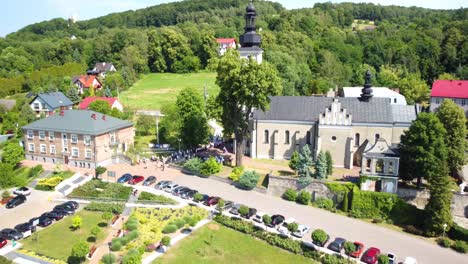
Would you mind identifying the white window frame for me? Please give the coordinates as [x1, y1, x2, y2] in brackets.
[62, 133, 68, 145]
[84, 135, 91, 146]
[39, 131, 45, 141]
[48, 132, 55, 141]
[50, 145, 56, 155]
[71, 134, 78, 144]
[62, 146, 68, 153]
[28, 143, 35, 153]
[33, 102, 40, 110]
[71, 147, 79, 157]
[40, 144, 47, 154]
[27, 130, 34, 140]
[85, 149, 92, 159]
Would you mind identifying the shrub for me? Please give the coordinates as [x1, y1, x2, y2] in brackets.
[36, 176, 64, 190]
[451, 240, 468, 253]
[282, 188, 297, 201]
[173, 218, 186, 229]
[315, 197, 334, 210]
[378, 254, 389, 264]
[448, 224, 468, 241]
[95, 166, 107, 177]
[229, 166, 244, 181]
[110, 240, 122, 251]
[138, 192, 177, 204]
[161, 236, 171, 246]
[126, 219, 138, 231]
[200, 157, 221, 176]
[187, 217, 199, 227]
[90, 226, 101, 238]
[404, 225, 424, 236]
[101, 253, 116, 264]
[193, 192, 204, 202]
[162, 224, 178, 234]
[262, 214, 272, 225]
[351, 190, 396, 219]
[84, 202, 125, 214]
[216, 199, 225, 211]
[344, 241, 356, 256]
[238, 205, 249, 216]
[296, 191, 311, 205]
[311, 229, 328, 245]
[72, 216, 82, 230]
[1, 190, 11, 199]
[183, 158, 202, 173]
[238, 170, 260, 190]
[70, 241, 89, 261]
[121, 248, 142, 264]
[437, 237, 452, 248]
[102, 211, 114, 223]
[29, 165, 44, 178]
[288, 222, 299, 232]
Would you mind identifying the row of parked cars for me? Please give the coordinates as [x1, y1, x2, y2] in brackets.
[117, 174, 157, 186]
[0, 201, 79, 249]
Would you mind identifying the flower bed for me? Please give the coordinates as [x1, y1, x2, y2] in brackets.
[68, 179, 132, 200]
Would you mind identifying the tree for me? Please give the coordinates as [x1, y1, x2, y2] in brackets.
[72, 216, 83, 230]
[1, 140, 24, 167]
[121, 248, 142, 264]
[297, 145, 314, 185]
[176, 87, 210, 148]
[0, 164, 15, 188]
[161, 236, 171, 246]
[88, 100, 111, 115]
[344, 241, 356, 258]
[216, 50, 282, 166]
[437, 73, 458, 80]
[147, 30, 167, 73]
[399, 113, 448, 187]
[199, 157, 221, 176]
[288, 150, 300, 173]
[398, 74, 429, 104]
[238, 205, 249, 216]
[102, 211, 113, 224]
[287, 222, 299, 232]
[205, 95, 222, 121]
[238, 170, 260, 190]
[67, 87, 81, 104]
[436, 99, 466, 176]
[90, 226, 100, 240]
[216, 199, 225, 211]
[136, 114, 154, 136]
[342, 191, 349, 212]
[314, 151, 328, 179]
[296, 191, 311, 205]
[311, 229, 328, 246]
[70, 240, 89, 263]
[282, 188, 298, 201]
[325, 151, 333, 177]
[262, 214, 272, 226]
[101, 253, 116, 264]
[95, 166, 106, 179]
[19, 103, 35, 124]
[377, 254, 390, 264]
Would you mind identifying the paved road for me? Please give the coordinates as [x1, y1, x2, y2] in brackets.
[172, 174, 468, 264]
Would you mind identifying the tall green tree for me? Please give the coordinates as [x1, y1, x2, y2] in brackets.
[1, 140, 24, 167]
[436, 99, 466, 176]
[399, 113, 448, 187]
[325, 151, 333, 176]
[67, 86, 81, 104]
[215, 50, 282, 166]
[176, 87, 210, 148]
[147, 30, 167, 73]
[88, 100, 111, 115]
[288, 150, 300, 173]
[398, 74, 429, 104]
[314, 151, 328, 179]
[297, 145, 314, 185]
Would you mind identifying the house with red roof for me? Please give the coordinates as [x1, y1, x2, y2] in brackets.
[216, 38, 236, 56]
[79, 96, 123, 112]
[72, 75, 103, 94]
[430, 80, 468, 116]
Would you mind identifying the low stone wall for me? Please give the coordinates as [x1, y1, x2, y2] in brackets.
[267, 175, 333, 200]
[452, 192, 468, 218]
[396, 187, 430, 209]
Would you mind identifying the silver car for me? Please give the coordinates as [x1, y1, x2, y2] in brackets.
[292, 224, 310, 238]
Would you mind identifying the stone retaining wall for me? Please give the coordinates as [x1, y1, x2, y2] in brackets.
[396, 187, 430, 209]
[267, 175, 333, 200]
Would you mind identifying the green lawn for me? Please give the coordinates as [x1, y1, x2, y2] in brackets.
[68, 179, 132, 200]
[120, 72, 218, 110]
[22, 211, 109, 262]
[137, 192, 178, 204]
[153, 223, 315, 264]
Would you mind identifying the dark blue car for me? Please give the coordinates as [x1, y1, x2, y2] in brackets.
[117, 173, 132, 183]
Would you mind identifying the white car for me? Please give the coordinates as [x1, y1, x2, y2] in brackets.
[253, 212, 265, 223]
[13, 187, 31, 196]
[292, 224, 310, 238]
[403, 257, 417, 264]
[163, 183, 179, 192]
[387, 252, 396, 264]
[277, 218, 296, 237]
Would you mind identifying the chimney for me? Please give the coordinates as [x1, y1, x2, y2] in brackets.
[60, 110, 64, 116]
[91, 114, 96, 120]
[102, 115, 106, 120]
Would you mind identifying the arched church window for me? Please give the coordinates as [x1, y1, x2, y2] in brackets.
[285, 130, 290, 144]
[306, 131, 311, 145]
[264, 130, 269, 144]
[355, 133, 360, 146]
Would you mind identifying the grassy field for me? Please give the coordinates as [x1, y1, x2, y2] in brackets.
[153, 223, 314, 264]
[22, 211, 109, 262]
[120, 72, 218, 110]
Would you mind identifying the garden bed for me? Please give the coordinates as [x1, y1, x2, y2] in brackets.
[137, 192, 178, 205]
[68, 179, 132, 200]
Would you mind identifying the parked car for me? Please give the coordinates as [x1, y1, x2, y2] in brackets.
[6, 195, 26, 209]
[402, 257, 417, 264]
[181, 189, 197, 199]
[242, 208, 257, 219]
[0, 228, 23, 240]
[328, 237, 346, 253]
[163, 182, 179, 192]
[292, 224, 310, 238]
[53, 205, 75, 215]
[29, 216, 52, 227]
[13, 187, 31, 196]
[62, 201, 79, 210]
[143, 176, 157, 186]
[178, 188, 192, 197]
[204, 196, 220, 206]
[14, 222, 35, 233]
[269, 215, 285, 227]
[253, 212, 265, 223]
[117, 173, 132, 183]
[0, 238, 7, 249]
[172, 186, 189, 196]
[128, 175, 145, 185]
[229, 204, 242, 215]
[155, 181, 171, 189]
[350, 242, 365, 258]
[41, 211, 64, 221]
[218, 200, 234, 211]
[277, 218, 296, 236]
[387, 253, 396, 264]
[361, 247, 381, 264]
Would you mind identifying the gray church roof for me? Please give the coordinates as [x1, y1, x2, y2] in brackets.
[32, 92, 74, 109]
[253, 96, 417, 125]
[22, 110, 133, 135]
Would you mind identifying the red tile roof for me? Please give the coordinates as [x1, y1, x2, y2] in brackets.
[79, 96, 118, 109]
[431, 80, 468, 99]
[216, 38, 236, 44]
[75, 75, 102, 88]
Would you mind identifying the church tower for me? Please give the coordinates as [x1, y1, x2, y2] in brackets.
[360, 69, 374, 101]
[238, 0, 263, 64]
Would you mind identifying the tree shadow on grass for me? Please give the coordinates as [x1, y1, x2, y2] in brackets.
[67, 256, 84, 264]
[87, 236, 96, 243]
[98, 222, 108, 228]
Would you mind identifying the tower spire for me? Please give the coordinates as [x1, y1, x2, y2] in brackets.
[360, 69, 373, 101]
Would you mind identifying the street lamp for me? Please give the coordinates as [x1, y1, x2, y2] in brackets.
[443, 223, 447, 238]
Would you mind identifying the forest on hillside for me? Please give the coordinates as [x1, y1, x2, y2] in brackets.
[0, 0, 466, 104]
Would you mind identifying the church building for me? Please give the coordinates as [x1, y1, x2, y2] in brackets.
[248, 71, 419, 169]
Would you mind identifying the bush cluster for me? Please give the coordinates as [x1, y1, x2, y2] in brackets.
[125, 217, 139, 231]
[228, 166, 244, 182]
[314, 198, 334, 210]
[35, 176, 64, 190]
[69, 179, 132, 200]
[111, 230, 139, 251]
[437, 237, 451, 248]
[121, 248, 143, 264]
[84, 202, 125, 214]
[137, 192, 178, 204]
[296, 191, 311, 205]
[183, 158, 202, 173]
[448, 224, 468, 241]
[238, 170, 260, 190]
[451, 240, 468, 253]
[199, 157, 221, 176]
[282, 188, 297, 201]
[311, 229, 328, 245]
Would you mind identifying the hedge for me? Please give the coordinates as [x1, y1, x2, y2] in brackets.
[448, 224, 468, 242]
[84, 202, 125, 214]
[451, 240, 468, 253]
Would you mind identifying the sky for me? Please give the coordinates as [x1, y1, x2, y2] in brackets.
[1, 0, 466, 37]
